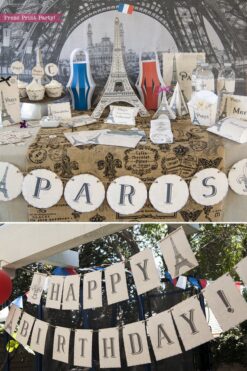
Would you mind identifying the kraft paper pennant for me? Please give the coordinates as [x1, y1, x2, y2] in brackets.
[62, 275, 80, 310]
[123, 321, 151, 367]
[4, 305, 22, 336]
[16, 312, 35, 346]
[105, 262, 129, 305]
[53, 326, 71, 364]
[74, 329, 93, 368]
[30, 319, 49, 355]
[27, 272, 47, 305]
[203, 274, 247, 332]
[130, 249, 161, 295]
[172, 296, 213, 351]
[83, 270, 102, 309]
[159, 227, 198, 278]
[147, 310, 182, 361]
[235, 256, 247, 285]
[99, 327, 121, 368]
[46, 276, 64, 310]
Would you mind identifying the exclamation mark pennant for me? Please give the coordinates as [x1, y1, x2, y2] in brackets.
[217, 290, 234, 313]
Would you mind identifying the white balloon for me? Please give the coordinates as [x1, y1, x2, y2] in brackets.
[190, 168, 228, 206]
[22, 169, 63, 208]
[149, 175, 189, 213]
[228, 159, 247, 196]
[0, 162, 23, 201]
[107, 176, 147, 215]
[64, 174, 105, 213]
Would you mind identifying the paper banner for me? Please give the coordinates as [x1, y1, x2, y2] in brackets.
[83, 270, 102, 309]
[99, 327, 121, 368]
[4, 304, 22, 336]
[123, 321, 151, 367]
[22, 169, 63, 209]
[176, 276, 187, 290]
[0, 162, 24, 201]
[27, 272, 47, 305]
[64, 174, 105, 213]
[147, 310, 182, 361]
[16, 312, 35, 346]
[74, 329, 93, 368]
[105, 262, 129, 305]
[106, 176, 147, 215]
[30, 319, 49, 355]
[46, 276, 64, 309]
[203, 274, 247, 332]
[159, 227, 198, 278]
[62, 274, 80, 310]
[190, 168, 229, 206]
[172, 296, 213, 351]
[235, 256, 247, 285]
[53, 326, 71, 364]
[130, 249, 160, 295]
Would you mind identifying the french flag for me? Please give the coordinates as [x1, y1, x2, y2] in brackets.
[117, 3, 134, 14]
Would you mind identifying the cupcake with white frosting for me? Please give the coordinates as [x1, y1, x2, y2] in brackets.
[26, 79, 45, 101]
[18, 80, 28, 98]
[45, 79, 63, 98]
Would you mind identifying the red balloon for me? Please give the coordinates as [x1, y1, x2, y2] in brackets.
[0, 270, 12, 304]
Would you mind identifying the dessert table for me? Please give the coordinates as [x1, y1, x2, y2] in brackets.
[0, 114, 246, 222]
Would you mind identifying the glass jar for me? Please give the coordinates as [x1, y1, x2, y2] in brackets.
[217, 63, 235, 94]
[196, 63, 215, 92]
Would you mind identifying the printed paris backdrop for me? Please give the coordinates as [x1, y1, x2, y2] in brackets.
[0, 0, 246, 92]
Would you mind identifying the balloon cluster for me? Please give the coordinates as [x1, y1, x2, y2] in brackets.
[0, 270, 13, 305]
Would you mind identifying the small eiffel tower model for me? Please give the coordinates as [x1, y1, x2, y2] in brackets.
[153, 91, 176, 120]
[36, 47, 49, 85]
[170, 236, 194, 277]
[92, 17, 149, 119]
[0, 91, 15, 127]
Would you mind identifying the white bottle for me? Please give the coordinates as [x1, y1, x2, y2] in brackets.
[217, 63, 235, 94]
[196, 63, 215, 92]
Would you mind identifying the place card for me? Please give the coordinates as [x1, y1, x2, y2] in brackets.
[48, 102, 71, 121]
[105, 105, 138, 125]
[208, 117, 247, 143]
[219, 95, 247, 121]
[69, 114, 97, 127]
[150, 115, 173, 144]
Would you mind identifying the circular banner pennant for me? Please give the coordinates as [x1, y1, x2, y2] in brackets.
[190, 168, 229, 206]
[107, 176, 147, 215]
[0, 162, 23, 201]
[45, 63, 58, 77]
[64, 174, 105, 213]
[10, 61, 24, 75]
[228, 159, 247, 195]
[149, 175, 189, 213]
[22, 169, 63, 208]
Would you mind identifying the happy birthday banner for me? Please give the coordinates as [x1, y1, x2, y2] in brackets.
[0, 158, 247, 213]
[3, 229, 247, 368]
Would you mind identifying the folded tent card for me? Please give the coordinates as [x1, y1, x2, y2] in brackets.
[105, 105, 139, 125]
[188, 90, 218, 127]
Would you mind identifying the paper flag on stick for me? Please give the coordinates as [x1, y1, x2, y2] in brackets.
[203, 274, 247, 332]
[235, 256, 247, 285]
[172, 296, 213, 351]
[176, 276, 187, 290]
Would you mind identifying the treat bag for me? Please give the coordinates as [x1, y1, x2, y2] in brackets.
[136, 53, 165, 110]
[163, 53, 205, 101]
[0, 76, 21, 127]
[67, 48, 95, 111]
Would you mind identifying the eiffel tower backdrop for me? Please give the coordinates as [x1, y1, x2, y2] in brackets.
[0, 0, 246, 93]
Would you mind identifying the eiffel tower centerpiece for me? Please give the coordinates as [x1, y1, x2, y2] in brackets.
[92, 17, 149, 119]
[0, 91, 15, 127]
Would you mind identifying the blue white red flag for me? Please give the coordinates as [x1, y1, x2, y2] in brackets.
[117, 3, 134, 14]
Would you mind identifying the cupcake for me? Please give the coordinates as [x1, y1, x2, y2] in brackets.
[45, 79, 63, 98]
[26, 79, 45, 101]
[18, 80, 28, 98]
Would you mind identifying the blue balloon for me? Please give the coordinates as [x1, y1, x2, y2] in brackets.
[52, 267, 70, 276]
